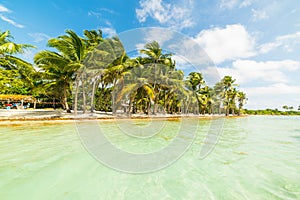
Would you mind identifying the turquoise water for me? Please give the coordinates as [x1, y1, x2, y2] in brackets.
[0, 116, 299, 199]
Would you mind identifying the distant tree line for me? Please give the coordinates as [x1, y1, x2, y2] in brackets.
[244, 105, 300, 115]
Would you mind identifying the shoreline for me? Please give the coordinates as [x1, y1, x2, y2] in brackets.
[0, 109, 248, 125]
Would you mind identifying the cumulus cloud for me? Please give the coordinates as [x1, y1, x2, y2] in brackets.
[217, 59, 300, 84]
[259, 31, 300, 53]
[195, 24, 256, 64]
[136, 0, 194, 30]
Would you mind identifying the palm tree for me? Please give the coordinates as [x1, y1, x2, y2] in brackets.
[237, 91, 247, 116]
[228, 88, 237, 115]
[35, 30, 86, 113]
[34, 51, 73, 112]
[221, 76, 236, 116]
[92, 37, 128, 115]
[187, 72, 205, 114]
[139, 41, 175, 114]
[212, 81, 223, 114]
[198, 86, 214, 115]
[116, 63, 154, 115]
[81, 30, 106, 113]
[0, 30, 36, 91]
[84, 29, 103, 51]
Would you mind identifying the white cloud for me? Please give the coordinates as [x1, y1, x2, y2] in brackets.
[28, 33, 50, 43]
[88, 11, 101, 18]
[0, 15, 24, 28]
[243, 83, 300, 95]
[99, 8, 118, 15]
[172, 55, 190, 70]
[0, 5, 10, 12]
[219, 0, 239, 10]
[239, 0, 253, 8]
[251, 9, 269, 21]
[0, 5, 24, 28]
[220, 0, 255, 9]
[259, 31, 300, 53]
[101, 27, 117, 37]
[241, 84, 300, 109]
[135, 28, 175, 51]
[217, 59, 300, 84]
[195, 24, 256, 64]
[144, 28, 174, 45]
[136, 0, 194, 30]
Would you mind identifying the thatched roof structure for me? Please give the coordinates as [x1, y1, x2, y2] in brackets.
[0, 94, 36, 102]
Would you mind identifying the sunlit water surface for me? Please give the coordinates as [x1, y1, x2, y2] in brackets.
[0, 116, 299, 199]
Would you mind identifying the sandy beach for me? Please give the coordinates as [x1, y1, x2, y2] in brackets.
[0, 109, 231, 125]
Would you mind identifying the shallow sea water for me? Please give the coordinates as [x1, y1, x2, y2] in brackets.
[0, 116, 299, 199]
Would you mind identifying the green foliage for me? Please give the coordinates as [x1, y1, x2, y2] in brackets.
[1, 29, 250, 115]
[95, 87, 112, 112]
[0, 30, 36, 95]
[244, 108, 300, 115]
[0, 68, 31, 94]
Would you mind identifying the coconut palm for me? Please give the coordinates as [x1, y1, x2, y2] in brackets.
[35, 30, 86, 113]
[84, 29, 103, 51]
[228, 87, 237, 115]
[139, 41, 175, 114]
[0, 30, 36, 90]
[237, 91, 247, 116]
[187, 72, 205, 114]
[221, 76, 236, 116]
[91, 37, 129, 114]
[212, 81, 223, 114]
[116, 63, 154, 115]
[198, 86, 214, 115]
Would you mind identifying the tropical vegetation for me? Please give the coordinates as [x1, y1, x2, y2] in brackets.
[0, 29, 251, 116]
[244, 107, 300, 115]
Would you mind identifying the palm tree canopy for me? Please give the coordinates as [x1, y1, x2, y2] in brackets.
[187, 72, 205, 91]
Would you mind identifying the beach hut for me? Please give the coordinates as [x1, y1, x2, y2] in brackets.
[0, 94, 36, 109]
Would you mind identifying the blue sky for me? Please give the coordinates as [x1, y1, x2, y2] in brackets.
[0, 0, 300, 110]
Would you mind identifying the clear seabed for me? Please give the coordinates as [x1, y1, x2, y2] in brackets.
[0, 116, 299, 199]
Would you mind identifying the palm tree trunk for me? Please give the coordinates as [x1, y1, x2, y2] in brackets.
[74, 79, 79, 115]
[82, 75, 87, 114]
[63, 85, 71, 113]
[112, 80, 117, 115]
[147, 99, 151, 116]
[225, 103, 229, 116]
[90, 78, 97, 113]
